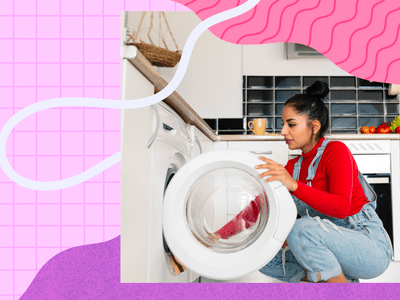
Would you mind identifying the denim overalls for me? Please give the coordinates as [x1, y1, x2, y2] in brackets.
[259, 139, 393, 282]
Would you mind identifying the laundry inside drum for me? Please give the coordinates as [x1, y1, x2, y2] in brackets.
[185, 168, 269, 253]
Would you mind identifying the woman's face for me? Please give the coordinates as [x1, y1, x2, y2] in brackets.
[280, 106, 318, 153]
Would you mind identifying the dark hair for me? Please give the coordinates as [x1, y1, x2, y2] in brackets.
[284, 81, 330, 139]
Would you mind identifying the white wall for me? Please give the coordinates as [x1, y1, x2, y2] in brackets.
[125, 12, 353, 120]
[126, 11, 243, 119]
[243, 43, 350, 76]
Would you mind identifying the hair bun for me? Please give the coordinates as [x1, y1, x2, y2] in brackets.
[305, 81, 329, 99]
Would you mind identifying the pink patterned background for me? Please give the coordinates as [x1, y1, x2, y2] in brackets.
[178, 0, 400, 83]
[0, 1, 190, 298]
[0, 0, 399, 299]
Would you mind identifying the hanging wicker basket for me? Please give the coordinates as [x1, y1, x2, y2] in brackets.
[131, 42, 182, 67]
[127, 12, 182, 68]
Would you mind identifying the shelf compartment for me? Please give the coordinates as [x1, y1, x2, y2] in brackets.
[247, 76, 273, 89]
[330, 129, 359, 134]
[247, 90, 273, 102]
[357, 78, 384, 89]
[386, 103, 399, 115]
[330, 77, 356, 88]
[331, 90, 357, 101]
[275, 104, 285, 115]
[303, 76, 329, 88]
[358, 90, 383, 101]
[275, 90, 301, 102]
[331, 117, 357, 129]
[358, 117, 384, 128]
[218, 118, 245, 130]
[218, 130, 246, 135]
[203, 119, 217, 130]
[358, 104, 384, 115]
[275, 76, 301, 88]
[247, 104, 273, 116]
[331, 104, 356, 115]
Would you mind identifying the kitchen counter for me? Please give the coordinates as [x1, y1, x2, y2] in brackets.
[219, 134, 400, 141]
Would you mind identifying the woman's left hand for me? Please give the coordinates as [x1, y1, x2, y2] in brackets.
[255, 157, 298, 192]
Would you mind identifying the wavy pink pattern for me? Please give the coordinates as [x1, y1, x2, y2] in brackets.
[349, 6, 400, 73]
[336, 0, 385, 65]
[220, 0, 244, 40]
[285, 0, 322, 43]
[260, 0, 301, 44]
[365, 23, 400, 80]
[385, 58, 400, 83]
[235, 0, 279, 44]
[195, 0, 221, 17]
[321, 0, 361, 55]
[184, 0, 198, 6]
[307, 0, 337, 47]
[221, 5, 257, 41]
[175, 0, 400, 83]
[350, 9, 400, 81]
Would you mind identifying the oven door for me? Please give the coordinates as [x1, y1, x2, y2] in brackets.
[163, 149, 297, 280]
[363, 174, 393, 246]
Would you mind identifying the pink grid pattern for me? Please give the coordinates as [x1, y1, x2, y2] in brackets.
[0, 0, 190, 299]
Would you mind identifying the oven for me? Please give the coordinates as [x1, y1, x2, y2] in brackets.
[364, 173, 392, 245]
[341, 139, 398, 262]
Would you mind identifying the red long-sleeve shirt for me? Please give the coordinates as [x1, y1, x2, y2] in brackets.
[215, 137, 368, 239]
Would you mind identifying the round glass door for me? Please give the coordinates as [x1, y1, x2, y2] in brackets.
[186, 168, 268, 253]
[163, 149, 296, 280]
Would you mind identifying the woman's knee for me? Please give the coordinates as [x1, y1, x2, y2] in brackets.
[286, 218, 317, 246]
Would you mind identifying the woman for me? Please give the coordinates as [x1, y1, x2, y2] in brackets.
[208, 81, 393, 283]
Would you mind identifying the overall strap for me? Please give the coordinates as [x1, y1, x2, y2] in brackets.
[358, 171, 377, 208]
[292, 139, 377, 209]
[293, 139, 331, 186]
[305, 139, 331, 185]
[292, 156, 303, 181]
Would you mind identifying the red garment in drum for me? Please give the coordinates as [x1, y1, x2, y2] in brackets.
[215, 137, 368, 239]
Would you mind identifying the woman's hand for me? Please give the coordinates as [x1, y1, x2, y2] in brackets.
[255, 157, 298, 192]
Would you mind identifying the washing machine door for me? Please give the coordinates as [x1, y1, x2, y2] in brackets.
[163, 149, 297, 280]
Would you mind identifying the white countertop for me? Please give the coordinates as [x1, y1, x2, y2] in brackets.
[219, 134, 400, 141]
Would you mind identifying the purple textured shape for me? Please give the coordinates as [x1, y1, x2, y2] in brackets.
[21, 236, 122, 299]
[20, 234, 400, 299]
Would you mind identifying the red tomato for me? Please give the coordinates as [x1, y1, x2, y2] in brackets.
[369, 126, 376, 133]
[360, 126, 370, 134]
[383, 127, 391, 134]
[396, 127, 400, 133]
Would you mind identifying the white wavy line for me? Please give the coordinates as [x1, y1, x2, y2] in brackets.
[0, 0, 261, 191]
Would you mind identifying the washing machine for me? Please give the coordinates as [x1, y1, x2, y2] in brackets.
[121, 101, 296, 282]
[163, 147, 297, 280]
